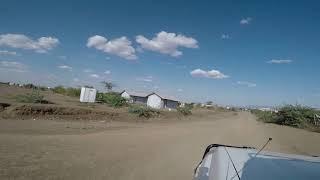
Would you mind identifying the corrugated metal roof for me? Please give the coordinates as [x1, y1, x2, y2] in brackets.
[120, 90, 179, 102]
[147, 92, 179, 102]
[120, 90, 149, 97]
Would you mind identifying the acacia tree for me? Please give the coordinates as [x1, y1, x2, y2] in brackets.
[206, 101, 213, 105]
[101, 81, 115, 92]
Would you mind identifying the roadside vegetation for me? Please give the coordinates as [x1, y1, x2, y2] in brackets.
[128, 104, 160, 118]
[96, 92, 127, 107]
[15, 90, 51, 104]
[252, 105, 320, 132]
[52, 86, 81, 97]
[177, 103, 193, 115]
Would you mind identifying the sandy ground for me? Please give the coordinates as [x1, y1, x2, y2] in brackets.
[0, 111, 319, 180]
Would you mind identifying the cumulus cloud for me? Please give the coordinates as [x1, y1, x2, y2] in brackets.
[221, 34, 231, 39]
[136, 31, 198, 57]
[267, 59, 292, 64]
[0, 60, 27, 72]
[58, 55, 67, 60]
[240, 17, 252, 25]
[104, 70, 111, 75]
[190, 68, 229, 79]
[136, 75, 153, 82]
[237, 81, 256, 87]
[87, 35, 137, 60]
[90, 74, 100, 78]
[58, 65, 72, 71]
[0, 50, 17, 56]
[83, 69, 93, 73]
[0, 34, 59, 53]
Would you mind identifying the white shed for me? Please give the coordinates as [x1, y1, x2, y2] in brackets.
[146, 93, 179, 109]
[120, 90, 148, 104]
[147, 93, 164, 109]
[80, 87, 96, 103]
[120, 91, 131, 99]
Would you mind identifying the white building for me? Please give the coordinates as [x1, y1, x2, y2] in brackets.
[120, 90, 148, 104]
[120, 90, 179, 109]
[146, 93, 179, 109]
[80, 87, 96, 103]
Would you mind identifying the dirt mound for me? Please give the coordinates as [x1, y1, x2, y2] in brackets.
[1, 104, 119, 121]
[14, 105, 97, 115]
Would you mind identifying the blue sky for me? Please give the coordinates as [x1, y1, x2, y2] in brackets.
[0, 0, 320, 107]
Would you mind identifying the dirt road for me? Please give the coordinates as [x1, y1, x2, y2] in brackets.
[0, 111, 319, 180]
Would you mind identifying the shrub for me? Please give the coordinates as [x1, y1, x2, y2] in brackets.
[275, 105, 317, 128]
[23, 83, 37, 89]
[52, 86, 66, 94]
[251, 105, 320, 131]
[251, 109, 277, 123]
[65, 87, 81, 97]
[128, 105, 160, 118]
[15, 90, 50, 104]
[177, 103, 193, 115]
[96, 92, 127, 107]
[52, 86, 81, 97]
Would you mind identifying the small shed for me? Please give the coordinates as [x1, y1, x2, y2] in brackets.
[147, 93, 164, 109]
[146, 93, 179, 109]
[80, 87, 96, 103]
[120, 90, 148, 104]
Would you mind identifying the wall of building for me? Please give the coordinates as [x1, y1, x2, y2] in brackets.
[147, 94, 163, 109]
[121, 91, 131, 99]
[80, 87, 96, 103]
[132, 96, 147, 104]
[165, 100, 179, 109]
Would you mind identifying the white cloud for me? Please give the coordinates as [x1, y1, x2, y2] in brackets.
[136, 75, 153, 82]
[87, 35, 137, 60]
[190, 68, 229, 79]
[240, 17, 252, 25]
[177, 88, 183, 92]
[136, 31, 198, 57]
[0, 34, 59, 53]
[90, 74, 100, 78]
[58, 65, 72, 70]
[237, 81, 256, 87]
[83, 69, 93, 73]
[0, 50, 17, 56]
[0, 60, 27, 72]
[104, 70, 111, 75]
[58, 55, 67, 60]
[221, 34, 231, 39]
[267, 59, 292, 64]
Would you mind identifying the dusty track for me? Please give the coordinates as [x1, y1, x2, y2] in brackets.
[0, 111, 319, 180]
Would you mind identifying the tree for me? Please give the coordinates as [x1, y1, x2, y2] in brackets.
[101, 81, 115, 92]
[206, 101, 213, 105]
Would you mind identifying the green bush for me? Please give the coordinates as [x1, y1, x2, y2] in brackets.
[52, 86, 81, 97]
[276, 105, 317, 128]
[15, 90, 50, 104]
[251, 105, 320, 131]
[52, 86, 66, 94]
[128, 105, 160, 118]
[251, 109, 277, 123]
[96, 92, 127, 107]
[177, 103, 193, 115]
